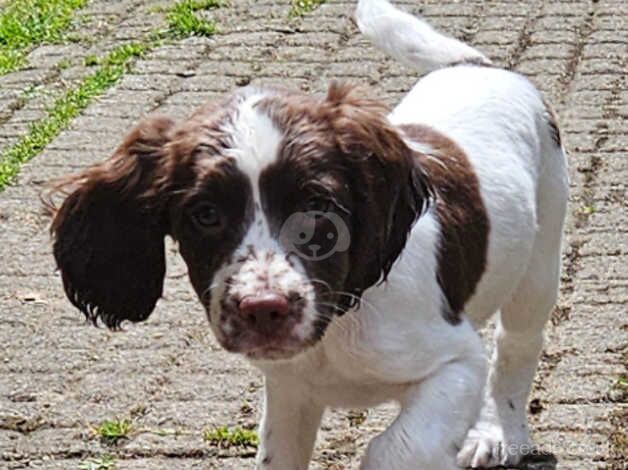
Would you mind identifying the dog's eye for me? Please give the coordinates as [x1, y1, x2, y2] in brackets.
[191, 203, 221, 229]
[304, 198, 333, 213]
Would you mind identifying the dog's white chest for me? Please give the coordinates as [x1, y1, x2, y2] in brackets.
[272, 345, 405, 408]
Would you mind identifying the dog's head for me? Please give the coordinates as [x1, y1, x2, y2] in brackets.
[48, 83, 431, 361]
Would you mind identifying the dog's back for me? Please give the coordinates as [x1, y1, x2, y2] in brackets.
[358, 0, 569, 328]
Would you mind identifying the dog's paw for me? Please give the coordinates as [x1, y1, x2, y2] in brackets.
[456, 421, 534, 468]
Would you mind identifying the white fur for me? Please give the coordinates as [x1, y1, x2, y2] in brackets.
[223, 92, 282, 201]
[250, 1, 568, 469]
[355, 0, 491, 74]
[389, 64, 567, 470]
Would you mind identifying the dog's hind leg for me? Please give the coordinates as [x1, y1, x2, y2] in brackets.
[458, 140, 569, 468]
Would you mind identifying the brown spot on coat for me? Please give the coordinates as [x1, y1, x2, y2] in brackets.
[399, 124, 489, 324]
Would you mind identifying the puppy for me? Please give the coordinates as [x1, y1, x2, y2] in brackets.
[48, 0, 568, 468]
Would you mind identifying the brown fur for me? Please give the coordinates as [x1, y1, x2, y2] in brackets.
[48, 117, 175, 329]
[258, 82, 433, 310]
[399, 124, 489, 324]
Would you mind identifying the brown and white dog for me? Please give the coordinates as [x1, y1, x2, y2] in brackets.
[48, 1, 569, 468]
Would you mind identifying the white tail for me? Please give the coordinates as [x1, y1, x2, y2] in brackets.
[356, 0, 491, 75]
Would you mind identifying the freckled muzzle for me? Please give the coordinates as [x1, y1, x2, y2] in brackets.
[211, 251, 317, 360]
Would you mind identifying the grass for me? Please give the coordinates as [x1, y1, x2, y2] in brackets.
[289, 0, 326, 17]
[0, 49, 23, 75]
[0, 0, 223, 192]
[0, 0, 87, 75]
[79, 455, 116, 470]
[610, 375, 628, 400]
[577, 204, 596, 216]
[84, 54, 99, 66]
[166, 0, 221, 37]
[203, 426, 258, 448]
[95, 419, 133, 444]
[56, 57, 72, 70]
[0, 42, 147, 189]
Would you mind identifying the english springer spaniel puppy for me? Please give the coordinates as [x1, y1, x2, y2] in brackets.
[48, 0, 569, 468]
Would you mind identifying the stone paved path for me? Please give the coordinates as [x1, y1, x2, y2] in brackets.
[0, 1, 626, 469]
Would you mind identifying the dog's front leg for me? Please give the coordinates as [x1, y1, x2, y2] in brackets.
[360, 352, 486, 470]
[256, 376, 324, 470]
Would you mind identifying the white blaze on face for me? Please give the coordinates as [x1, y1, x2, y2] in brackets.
[223, 92, 284, 259]
[224, 92, 283, 207]
[207, 92, 319, 345]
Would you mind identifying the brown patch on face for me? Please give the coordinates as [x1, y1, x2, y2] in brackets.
[399, 124, 489, 324]
[164, 93, 257, 310]
[255, 95, 353, 328]
[542, 97, 562, 147]
[256, 83, 432, 320]
[154, 91, 244, 190]
[169, 158, 254, 309]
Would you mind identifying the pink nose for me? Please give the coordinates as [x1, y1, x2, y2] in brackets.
[238, 292, 290, 325]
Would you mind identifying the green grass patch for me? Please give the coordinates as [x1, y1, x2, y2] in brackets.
[577, 204, 596, 216]
[102, 42, 148, 66]
[95, 418, 133, 444]
[616, 376, 628, 388]
[0, 42, 147, 190]
[79, 455, 116, 470]
[0, 48, 24, 74]
[166, 0, 220, 37]
[289, 0, 326, 17]
[84, 54, 99, 66]
[0, 0, 88, 75]
[203, 426, 258, 448]
[0, 0, 222, 191]
[56, 57, 72, 70]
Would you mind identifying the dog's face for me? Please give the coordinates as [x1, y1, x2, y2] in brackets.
[167, 99, 356, 360]
[49, 83, 431, 361]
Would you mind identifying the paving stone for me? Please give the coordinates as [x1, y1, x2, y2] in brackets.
[0, 1, 626, 468]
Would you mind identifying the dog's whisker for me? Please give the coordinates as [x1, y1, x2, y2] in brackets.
[318, 290, 381, 316]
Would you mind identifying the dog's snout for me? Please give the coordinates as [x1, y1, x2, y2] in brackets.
[238, 291, 291, 327]
[217, 253, 310, 356]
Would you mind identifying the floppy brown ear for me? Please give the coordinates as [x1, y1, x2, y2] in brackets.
[326, 82, 432, 305]
[48, 117, 175, 329]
